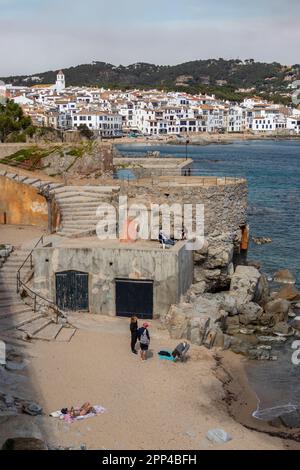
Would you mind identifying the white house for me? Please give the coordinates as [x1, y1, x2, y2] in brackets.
[71, 111, 123, 137]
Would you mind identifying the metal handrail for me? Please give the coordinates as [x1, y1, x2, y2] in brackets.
[16, 236, 64, 323]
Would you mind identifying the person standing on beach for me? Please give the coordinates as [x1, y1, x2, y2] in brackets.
[130, 317, 139, 355]
[138, 323, 151, 361]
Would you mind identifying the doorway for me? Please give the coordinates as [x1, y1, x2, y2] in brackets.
[116, 279, 153, 319]
[56, 271, 89, 311]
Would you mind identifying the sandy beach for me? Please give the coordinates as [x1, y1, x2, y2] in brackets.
[1, 310, 299, 450]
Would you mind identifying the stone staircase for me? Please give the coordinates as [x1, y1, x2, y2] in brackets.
[53, 185, 119, 237]
[0, 168, 120, 238]
[0, 248, 76, 343]
[0, 168, 64, 193]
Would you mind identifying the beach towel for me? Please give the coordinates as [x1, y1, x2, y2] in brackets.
[50, 405, 106, 422]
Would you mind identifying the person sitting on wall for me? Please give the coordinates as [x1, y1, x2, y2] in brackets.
[159, 230, 175, 248]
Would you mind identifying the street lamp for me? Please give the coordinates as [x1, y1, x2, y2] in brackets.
[185, 138, 190, 161]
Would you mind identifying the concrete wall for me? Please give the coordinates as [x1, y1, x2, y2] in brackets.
[114, 158, 193, 179]
[33, 243, 194, 318]
[126, 177, 248, 237]
[0, 176, 49, 227]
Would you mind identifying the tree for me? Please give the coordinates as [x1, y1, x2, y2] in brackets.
[0, 101, 34, 142]
[78, 124, 94, 140]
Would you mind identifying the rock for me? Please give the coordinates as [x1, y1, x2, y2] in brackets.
[2, 438, 47, 450]
[204, 242, 234, 269]
[5, 361, 27, 372]
[238, 303, 263, 325]
[258, 336, 287, 344]
[225, 315, 240, 327]
[275, 285, 300, 302]
[189, 282, 207, 296]
[230, 340, 252, 356]
[192, 295, 223, 322]
[254, 273, 270, 306]
[292, 317, 300, 331]
[230, 266, 261, 303]
[273, 269, 296, 285]
[4, 395, 15, 406]
[206, 429, 232, 444]
[164, 305, 191, 339]
[273, 322, 293, 336]
[239, 328, 256, 335]
[190, 328, 201, 346]
[248, 349, 271, 361]
[247, 260, 262, 270]
[203, 329, 217, 349]
[22, 403, 43, 416]
[264, 299, 290, 322]
[221, 294, 239, 316]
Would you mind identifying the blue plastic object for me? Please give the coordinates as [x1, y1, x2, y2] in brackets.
[158, 350, 175, 362]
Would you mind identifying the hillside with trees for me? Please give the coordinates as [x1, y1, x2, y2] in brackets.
[1, 59, 299, 104]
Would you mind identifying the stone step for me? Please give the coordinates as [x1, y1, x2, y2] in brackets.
[0, 312, 43, 330]
[18, 317, 53, 337]
[61, 207, 102, 212]
[54, 185, 118, 193]
[55, 327, 77, 342]
[33, 323, 63, 341]
[0, 305, 32, 318]
[62, 215, 99, 221]
[55, 192, 110, 200]
[0, 294, 21, 302]
[21, 177, 41, 186]
[62, 220, 97, 227]
[0, 299, 24, 314]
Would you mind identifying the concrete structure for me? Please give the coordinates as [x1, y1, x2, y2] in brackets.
[113, 157, 194, 179]
[33, 238, 194, 318]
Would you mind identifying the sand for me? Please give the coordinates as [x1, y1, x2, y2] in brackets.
[0, 313, 297, 450]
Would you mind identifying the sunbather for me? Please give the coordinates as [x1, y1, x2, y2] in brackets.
[62, 403, 96, 418]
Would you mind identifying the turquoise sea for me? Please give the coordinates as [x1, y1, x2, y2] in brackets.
[117, 140, 300, 287]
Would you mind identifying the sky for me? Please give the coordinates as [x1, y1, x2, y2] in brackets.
[0, 0, 300, 76]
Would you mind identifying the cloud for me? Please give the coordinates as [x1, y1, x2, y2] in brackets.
[0, 1, 300, 76]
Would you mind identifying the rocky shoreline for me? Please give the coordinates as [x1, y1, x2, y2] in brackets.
[214, 351, 300, 444]
[115, 133, 300, 148]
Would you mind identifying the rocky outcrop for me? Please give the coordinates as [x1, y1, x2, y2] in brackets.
[275, 285, 300, 302]
[273, 269, 296, 285]
[164, 263, 298, 361]
[230, 266, 262, 303]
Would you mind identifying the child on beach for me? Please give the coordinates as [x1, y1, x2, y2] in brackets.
[138, 323, 151, 361]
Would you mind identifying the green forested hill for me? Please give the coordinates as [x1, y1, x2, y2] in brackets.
[2, 59, 299, 103]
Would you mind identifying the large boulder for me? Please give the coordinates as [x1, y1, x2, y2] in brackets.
[230, 266, 262, 303]
[264, 299, 290, 322]
[273, 269, 296, 285]
[275, 285, 300, 302]
[204, 242, 234, 269]
[239, 303, 264, 326]
[164, 304, 191, 339]
[254, 273, 270, 306]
